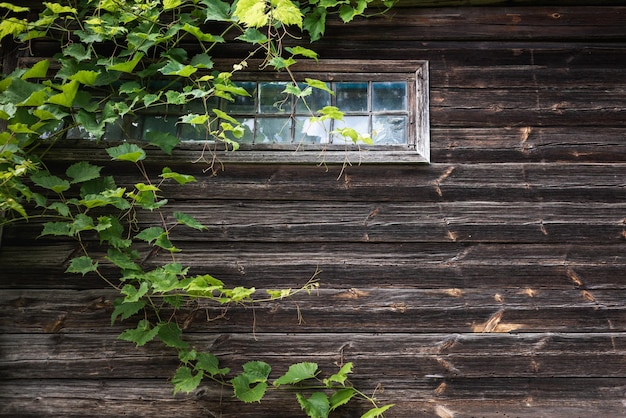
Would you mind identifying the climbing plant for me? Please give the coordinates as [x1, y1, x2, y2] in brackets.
[0, 0, 395, 416]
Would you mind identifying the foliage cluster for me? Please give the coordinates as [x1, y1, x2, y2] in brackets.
[0, 0, 394, 416]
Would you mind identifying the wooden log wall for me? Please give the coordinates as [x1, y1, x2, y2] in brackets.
[2, 4, 626, 417]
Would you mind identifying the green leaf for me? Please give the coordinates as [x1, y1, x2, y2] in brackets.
[106, 248, 141, 271]
[108, 53, 144, 73]
[136, 227, 166, 244]
[231, 374, 268, 403]
[144, 130, 180, 155]
[121, 282, 149, 302]
[324, 362, 353, 387]
[70, 213, 96, 234]
[63, 44, 91, 61]
[118, 319, 160, 347]
[196, 352, 230, 376]
[66, 161, 102, 184]
[303, 8, 326, 42]
[305, 78, 333, 95]
[111, 298, 146, 325]
[47, 202, 70, 217]
[158, 322, 189, 349]
[242, 361, 271, 383]
[200, 0, 232, 22]
[160, 167, 196, 185]
[99, 216, 132, 249]
[268, 56, 296, 70]
[174, 212, 206, 231]
[47, 80, 79, 108]
[235, 28, 268, 44]
[106, 143, 146, 163]
[184, 274, 224, 297]
[30, 172, 70, 193]
[21, 60, 49, 80]
[66, 256, 99, 276]
[360, 404, 395, 418]
[180, 113, 210, 126]
[40, 221, 72, 237]
[172, 366, 203, 395]
[274, 362, 319, 387]
[181, 23, 222, 43]
[69, 70, 99, 86]
[286, 46, 318, 61]
[296, 392, 330, 418]
[159, 60, 198, 77]
[329, 388, 356, 411]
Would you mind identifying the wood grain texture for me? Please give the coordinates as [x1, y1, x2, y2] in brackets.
[2, 4, 626, 417]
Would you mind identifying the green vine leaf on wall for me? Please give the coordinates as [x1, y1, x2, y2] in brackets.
[0, 0, 396, 415]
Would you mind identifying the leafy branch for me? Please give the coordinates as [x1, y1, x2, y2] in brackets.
[0, 0, 395, 416]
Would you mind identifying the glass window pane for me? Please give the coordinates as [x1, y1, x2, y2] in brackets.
[296, 82, 331, 114]
[336, 82, 368, 112]
[234, 118, 255, 144]
[372, 82, 407, 111]
[373, 115, 406, 144]
[332, 115, 369, 144]
[141, 115, 177, 140]
[295, 117, 330, 144]
[222, 82, 256, 114]
[256, 117, 291, 143]
[259, 82, 290, 114]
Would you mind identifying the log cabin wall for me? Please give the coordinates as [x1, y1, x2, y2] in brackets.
[2, 3, 626, 417]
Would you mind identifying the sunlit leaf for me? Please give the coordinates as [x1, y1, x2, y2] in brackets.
[44, 2, 77, 14]
[0, 2, 29, 12]
[108, 53, 144, 73]
[271, 0, 303, 27]
[324, 362, 353, 387]
[47, 80, 79, 108]
[21, 59, 49, 80]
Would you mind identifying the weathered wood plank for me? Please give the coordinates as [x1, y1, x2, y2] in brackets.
[1, 378, 626, 417]
[3, 332, 626, 379]
[2, 288, 624, 333]
[323, 7, 626, 41]
[4, 242, 626, 291]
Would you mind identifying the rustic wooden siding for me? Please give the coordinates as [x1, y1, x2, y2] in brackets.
[2, 5, 626, 417]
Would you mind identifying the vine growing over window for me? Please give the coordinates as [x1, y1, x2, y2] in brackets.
[0, 0, 395, 417]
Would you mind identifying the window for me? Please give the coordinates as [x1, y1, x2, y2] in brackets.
[68, 60, 430, 163]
